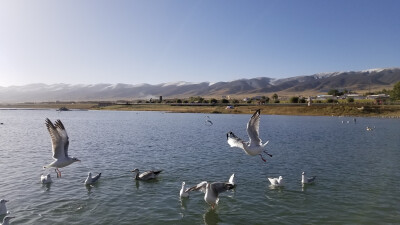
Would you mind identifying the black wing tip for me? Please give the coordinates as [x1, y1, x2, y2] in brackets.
[54, 119, 65, 130]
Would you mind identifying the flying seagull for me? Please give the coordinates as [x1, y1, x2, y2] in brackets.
[301, 172, 316, 184]
[84, 172, 102, 185]
[186, 181, 234, 209]
[131, 168, 162, 181]
[43, 118, 80, 178]
[227, 109, 272, 162]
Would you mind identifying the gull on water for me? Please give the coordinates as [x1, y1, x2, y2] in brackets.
[131, 168, 162, 181]
[43, 119, 80, 178]
[186, 181, 234, 209]
[84, 172, 102, 185]
[0, 199, 9, 215]
[40, 174, 52, 184]
[1, 216, 15, 225]
[301, 172, 316, 184]
[226, 109, 272, 162]
[179, 182, 189, 198]
[268, 176, 284, 187]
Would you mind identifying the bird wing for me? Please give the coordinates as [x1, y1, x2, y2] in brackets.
[186, 181, 207, 193]
[54, 119, 70, 157]
[211, 182, 234, 195]
[268, 178, 278, 185]
[247, 109, 262, 147]
[91, 173, 102, 183]
[307, 176, 316, 183]
[45, 118, 65, 159]
[139, 170, 161, 179]
[227, 132, 245, 149]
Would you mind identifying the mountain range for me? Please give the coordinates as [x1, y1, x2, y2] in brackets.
[1, 68, 399, 103]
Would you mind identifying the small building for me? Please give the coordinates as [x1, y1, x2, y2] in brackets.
[316, 95, 335, 100]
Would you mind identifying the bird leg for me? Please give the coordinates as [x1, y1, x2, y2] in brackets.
[264, 151, 273, 157]
[259, 154, 267, 162]
[55, 168, 61, 178]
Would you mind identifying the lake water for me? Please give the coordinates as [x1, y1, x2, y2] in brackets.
[0, 110, 399, 224]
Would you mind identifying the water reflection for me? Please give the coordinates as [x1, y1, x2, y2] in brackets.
[41, 183, 52, 191]
[203, 208, 222, 225]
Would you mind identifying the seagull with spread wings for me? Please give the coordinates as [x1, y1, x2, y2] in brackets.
[43, 118, 80, 178]
[226, 109, 272, 162]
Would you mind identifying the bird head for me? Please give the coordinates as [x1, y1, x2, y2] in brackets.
[0, 199, 8, 204]
[131, 168, 139, 173]
[72, 157, 81, 162]
[3, 216, 15, 223]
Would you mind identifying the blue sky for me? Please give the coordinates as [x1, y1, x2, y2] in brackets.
[1, 0, 399, 86]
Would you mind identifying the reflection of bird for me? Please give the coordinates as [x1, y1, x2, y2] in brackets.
[186, 181, 234, 209]
[0, 199, 9, 215]
[1, 216, 15, 225]
[301, 172, 316, 184]
[43, 119, 80, 178]
[268, 176, 284, 186]
[204, 116, 213, 126]
[131, 168, 162, 181]
[179, 182, 189, 198]
[84, 172, 102, 185]
[40, 174, 52, 184]
[203, 208, 222, 225]
[227, 109, 272, 162]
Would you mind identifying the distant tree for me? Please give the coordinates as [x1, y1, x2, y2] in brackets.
[347, 97, 355, 103]
[298, 97, 306, 103]
[272, 93, 278, 101]
[221, 99, 230, 104]
[327, 98, 338, 103]
[328, 89, 342, 96]
[289, 96, 299, 103]
[210, 98, 218, 104]
[176, 99, 182, 103]
[232, 99, 239, 104]
[391, 81, 400, 100]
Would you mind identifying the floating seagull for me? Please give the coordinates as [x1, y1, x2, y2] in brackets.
[268, 176, 284, 186]
[228, 173, 236, 187]
[1, 216, 14, 225]
[131, 168, 162, 181]
[186, 181, 234, 209]
[40, 174, 52, 184]
[179, 182, 189, 198]
[227, 109, 272, 162]
[0, 199, 8, 215]
[366, 126, 374, 131]
[84, 172, 102, 185]
[301, 172, 316, 184]
[43, 118, 80, 178]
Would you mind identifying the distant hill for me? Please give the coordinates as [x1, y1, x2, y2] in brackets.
[0, 68, 399, 103]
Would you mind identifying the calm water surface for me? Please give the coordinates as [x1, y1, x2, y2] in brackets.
[0, 110, 399, 224]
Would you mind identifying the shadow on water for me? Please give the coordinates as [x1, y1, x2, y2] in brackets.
[41, 183, 52, 191]
[203, 208, 222, 225]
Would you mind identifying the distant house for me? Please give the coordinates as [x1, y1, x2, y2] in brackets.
[344, 94, 365, 100]
[316, 95, 335, 100]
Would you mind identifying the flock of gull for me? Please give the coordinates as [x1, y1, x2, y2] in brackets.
[1, 109, 317, 224]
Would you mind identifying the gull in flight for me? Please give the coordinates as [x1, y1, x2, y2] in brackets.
[40, 174, 53, 184]
[268, 176, 284, 187]
[1, 216, 15, 225]
[179, 182, 189, 198]
[131, 168, 162, 181]
[227, 109, 272, 162]
[186, 181, 234, 209]
[301, 172, 316, 184]
[43, 118, 80, 178]
[84, 172, 102, 185]
[0, 199, 9, 215]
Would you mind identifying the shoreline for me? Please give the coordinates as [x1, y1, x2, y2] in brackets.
[1, 103, 400, 118]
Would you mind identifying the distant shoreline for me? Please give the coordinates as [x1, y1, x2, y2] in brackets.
[1, 103, 400, 118]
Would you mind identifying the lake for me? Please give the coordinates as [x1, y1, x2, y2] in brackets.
[0, 110, 399, 224]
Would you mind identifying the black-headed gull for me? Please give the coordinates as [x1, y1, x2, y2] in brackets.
[1, 216, 15, 225]
[301, 172, 316, 184]
[179, 182, 189, 198]
[268, 176, 284, 186]
[43, 119, 80, 178]
[84, 172, 102, 185]
[131, 168, 162, 181]
[40, 174, 52, 184]
[227, 109, 272, 162]
[186, 181, 234, 209]
[0, 199, 8, 215]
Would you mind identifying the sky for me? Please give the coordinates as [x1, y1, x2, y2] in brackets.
[1, 0, 399, 86]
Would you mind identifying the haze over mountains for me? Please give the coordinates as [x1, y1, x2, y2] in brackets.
[1, 68, 399, 103]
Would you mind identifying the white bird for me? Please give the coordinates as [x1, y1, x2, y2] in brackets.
[301, 172, 316, 184]
[0, 199, 8, 215]
[228, 173, 236, 187]
[1, 216, 14, 225]
[131, 168, 162, 181]
[226, 109, 272, 162]
[268, 176, 284, 186]
[43, 119, 80, 178]
[40, 174, 52, 184]
[186, 181, 234, 209]
[84, 172, 102, 185]
[179, 182, 189, 198]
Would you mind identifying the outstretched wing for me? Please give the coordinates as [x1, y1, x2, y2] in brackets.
[45, 118, 65, 159]
[211, 182, 234, 195]
[54, 119, 70, 157]
[247, 109, 262, 147]
[226, 132, 245, 149]
[186, 181, 208, 193]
